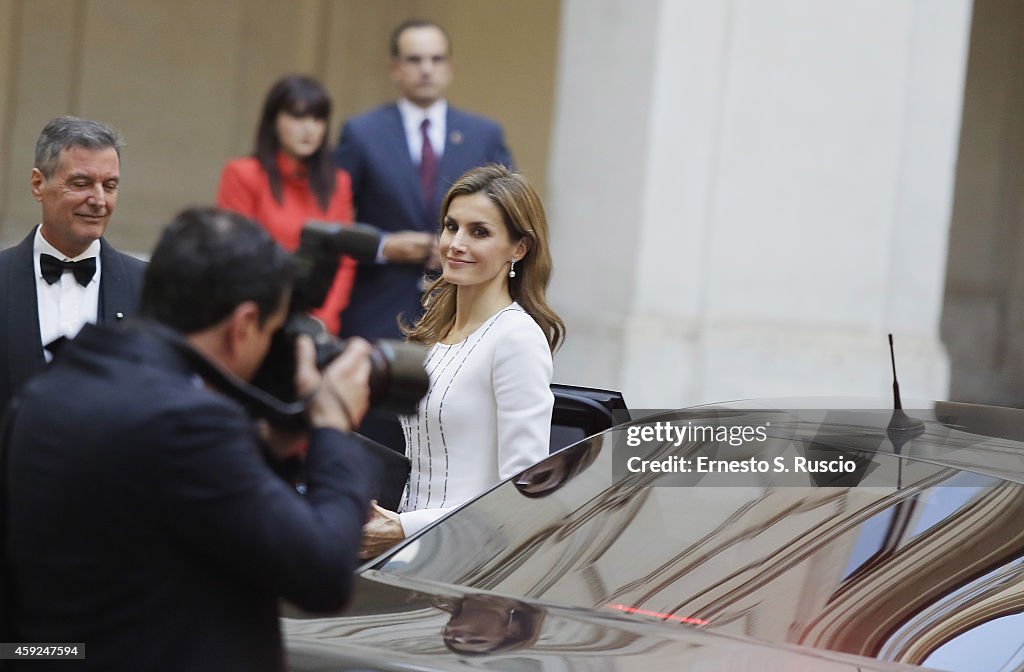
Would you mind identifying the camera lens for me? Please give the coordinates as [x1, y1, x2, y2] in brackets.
[366, 340, 430, 416]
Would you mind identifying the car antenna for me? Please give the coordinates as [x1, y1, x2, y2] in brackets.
[887, 333, 925, 488]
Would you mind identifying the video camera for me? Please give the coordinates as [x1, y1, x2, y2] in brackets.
[251, 221, 429, 426]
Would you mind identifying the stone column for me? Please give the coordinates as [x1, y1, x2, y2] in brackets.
[548, 0, 971, 408]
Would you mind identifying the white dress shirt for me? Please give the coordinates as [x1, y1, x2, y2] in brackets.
[397, 98, 448, 163]
[376, 99, 450, 265]
[33, 225, 101, 361]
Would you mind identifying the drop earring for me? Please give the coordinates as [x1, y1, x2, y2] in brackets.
[509, 260, 517, 278]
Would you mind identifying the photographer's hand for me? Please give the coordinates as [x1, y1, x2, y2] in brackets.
[298, 334, 373, 433]
[257, 420, 308, 462]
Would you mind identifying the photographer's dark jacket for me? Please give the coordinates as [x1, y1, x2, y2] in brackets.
[2, 322, 380, 671]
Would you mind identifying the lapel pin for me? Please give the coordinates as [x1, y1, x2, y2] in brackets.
[449, 131, 463, 145]
[115, 312, 125, 320]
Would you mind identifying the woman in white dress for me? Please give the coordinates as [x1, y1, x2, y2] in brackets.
[361, 164, 564, 557]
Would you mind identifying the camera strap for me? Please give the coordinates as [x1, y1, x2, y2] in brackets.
[127, 319, 309, 428]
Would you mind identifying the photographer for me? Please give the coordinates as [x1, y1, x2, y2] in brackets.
[1, 208, 381, 671]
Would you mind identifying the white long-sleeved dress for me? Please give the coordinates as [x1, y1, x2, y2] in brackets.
[398, 303, 553, 536]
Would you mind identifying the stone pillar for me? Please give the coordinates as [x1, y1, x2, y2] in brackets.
[548, 0, 971, 408]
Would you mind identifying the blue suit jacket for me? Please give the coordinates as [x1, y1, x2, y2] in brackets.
[0, 229, 146, 413]
[334, 103, 513, 339]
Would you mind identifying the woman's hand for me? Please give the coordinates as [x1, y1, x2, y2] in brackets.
[360, 501, 405, 559]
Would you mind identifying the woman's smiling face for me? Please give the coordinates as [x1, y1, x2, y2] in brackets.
[440, 192, 525, 289]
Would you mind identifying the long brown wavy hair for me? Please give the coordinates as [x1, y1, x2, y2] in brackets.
[403, 164, 565, 352]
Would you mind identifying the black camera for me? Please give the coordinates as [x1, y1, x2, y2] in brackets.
[251, 221, 429, 422]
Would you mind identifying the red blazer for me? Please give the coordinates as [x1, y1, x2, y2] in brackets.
[216, 154, 355, 334]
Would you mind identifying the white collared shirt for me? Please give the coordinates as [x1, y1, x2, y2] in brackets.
[33, 225, 101, 361]
[397, 98, 447, 164]
[377, 98, 449, 265]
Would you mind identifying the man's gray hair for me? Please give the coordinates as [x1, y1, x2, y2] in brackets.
[34, 116, 122, 178]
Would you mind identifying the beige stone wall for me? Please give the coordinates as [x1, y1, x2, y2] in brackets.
[547, 0, 966, 407]
[0, 0, 17, 227]
[942, 0, 1024, 405]
[0, 0, 560, 253]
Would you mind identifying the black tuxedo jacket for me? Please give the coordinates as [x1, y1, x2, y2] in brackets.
[2, 322, 381, 671]
[0, 229, 146, 412]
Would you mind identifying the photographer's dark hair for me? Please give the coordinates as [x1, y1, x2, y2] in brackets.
[254, 74, 335, 211]
[141, 207, 293, 333]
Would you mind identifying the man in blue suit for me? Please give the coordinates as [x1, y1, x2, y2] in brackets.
[334, 18, 513, 341]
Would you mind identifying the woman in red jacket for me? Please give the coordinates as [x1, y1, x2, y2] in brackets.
[216, 74, 354, 334]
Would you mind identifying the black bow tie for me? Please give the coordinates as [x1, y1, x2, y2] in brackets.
[40, 253, 97, 286]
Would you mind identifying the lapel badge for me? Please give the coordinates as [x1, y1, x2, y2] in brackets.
[449, 131, 464, 146]
[115, 312, 125, 320]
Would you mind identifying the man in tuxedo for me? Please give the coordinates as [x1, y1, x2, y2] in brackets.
[334, 18, 513, 341]
[2, 208, 382, 671]
[0, 116, 146, 413]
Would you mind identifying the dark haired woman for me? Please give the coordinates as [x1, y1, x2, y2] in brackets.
[216, 74, 354, 334]
[361, 164, 564, 557]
